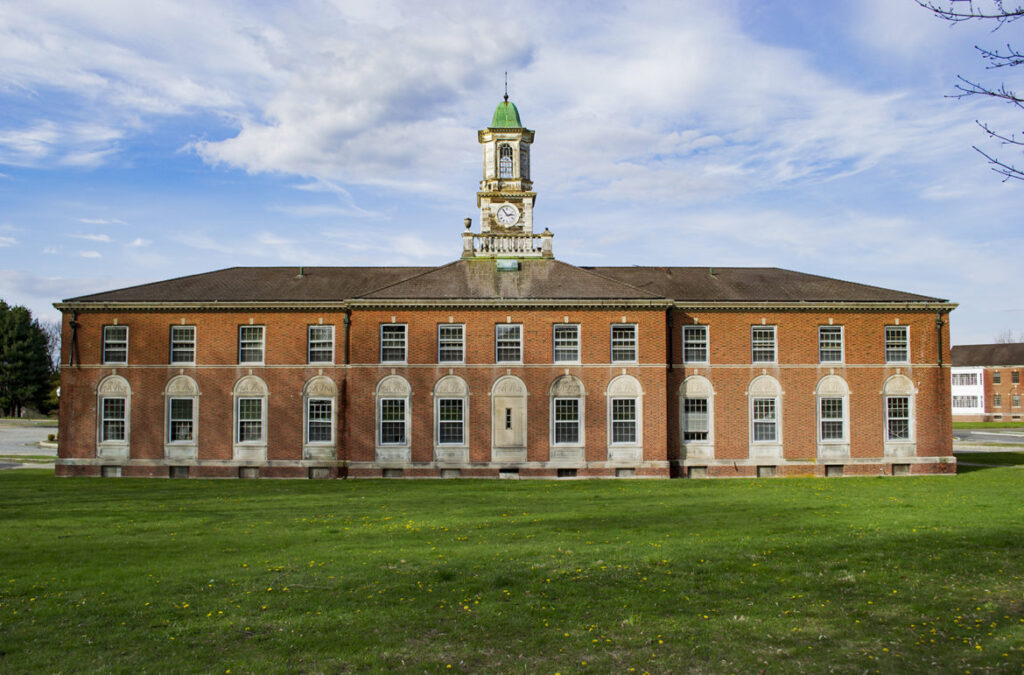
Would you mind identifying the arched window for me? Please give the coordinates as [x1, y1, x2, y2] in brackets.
[303, 376, 338, 460]
[434, 375, 469, 463]
[232, 375, 268, 462]
[499, 143, 514, 178]
[164, 375, 199, 461]
[680, 375, 714, 459]
[607, 375, 643, 462]
[549, 375, 585, 460]
[882, 374, 916, 457]
[97, 375, 131, 460]
[815, 375, 850, 459]
[376, 375, 411, 462]
[748, 375, 782, 457]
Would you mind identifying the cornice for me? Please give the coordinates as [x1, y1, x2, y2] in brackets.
[54, 301, 353, 312]
[673, 301, 958, 312]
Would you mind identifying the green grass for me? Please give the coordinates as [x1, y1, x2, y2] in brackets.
[0, 455, 55, 464]
[953, 421, 1024, 430]
[1, 472, 1022, 673]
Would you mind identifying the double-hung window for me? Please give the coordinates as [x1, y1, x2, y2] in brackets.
[611, 399, 637, 444]
[306, 398, 333, 444]
[994, 394, 1003, 408]
[683, 398, 709, 441]
[884, 326, 909, 363]
[380, 324, 407, 363]
[101, 397, 126, 442]
[683, 325, 708, 363]
[818, 326, 843, 364]
[611, 324, 637, 363]
[103, 326, 128, 364]
[438, 324, 464, 363]
[379, 399, 406, 445]
[553, 398, 580, 444]
[236, 398, 264, 443]
[752, 398, 777, 442]
[819, 398, 844, 441]
[495, 324, 522, 363]
[751, 326, 776, 363]
[885, 397, 910, 440]
[553, 324, 580, 363]
[993, 371, 1002, 384]
[238, 326, 265, 364]
[1014, 371, 1021, 384]
[167, 398, 194, 442]
[437, 399, 464, 445]
[170, 326, 195, 364]
[308, 325, 334, 364]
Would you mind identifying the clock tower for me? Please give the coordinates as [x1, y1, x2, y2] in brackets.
[477, 94, 536, 234]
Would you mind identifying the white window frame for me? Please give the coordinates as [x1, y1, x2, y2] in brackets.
[885, 396, 911, 441]
[102, 325, 128, 364]
[436, 398, 465, 446]
[499, 143, 514, 178]
[751, 326, 776, 364]
[610, 324, 638, 363]
[682, 325, 708, 364]
[682, 397, 710, 442]
[235, 397, 265, 444]
[993, 370, 1002, 385]
[305, 397, 334, 445]
[378, 398, 408, 446]
[438, 324, 465, 364]
[610, 398, 638, 445]
[380, 324, 407, 364]
[552, 397, 581, 445]
[818, 397, 846, 443]
[307, 325, 335, 364]
[166, 397, 196, 444]
[751, 397, 778, 443]
[884, 325, 909, 364]
[994, 393, 1003, 408]
[238, 325, 265, 364]
[553, 324, 580, 364]
[495, 324, 523, 364]
[100, 396, 127, 442]
[818, 326, 843, 364]
[169, 325, 195, 365]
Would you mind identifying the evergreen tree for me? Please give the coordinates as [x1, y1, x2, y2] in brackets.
[0, 301, 55, 417]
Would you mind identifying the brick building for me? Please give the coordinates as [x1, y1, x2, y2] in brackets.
[55, 98, 957, 479]
[951, 343, 1024, 422]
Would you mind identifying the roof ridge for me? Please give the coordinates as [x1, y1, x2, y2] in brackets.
[352, 260, 458, 298]
[560, 261, 664, 299]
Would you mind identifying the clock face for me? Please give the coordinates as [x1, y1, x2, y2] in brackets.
[495, 204, 520, 226]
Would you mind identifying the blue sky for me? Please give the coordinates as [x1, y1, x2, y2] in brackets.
[0, 0, 1021, 344]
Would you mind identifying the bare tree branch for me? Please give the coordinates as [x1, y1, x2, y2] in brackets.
[916, 1, 1024, 24]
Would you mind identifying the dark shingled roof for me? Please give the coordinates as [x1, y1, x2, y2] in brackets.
[62, 262, 948, 305]
[64, 266, 431, 303]
[360, 259, 661, 300]
[586, 267, 946, 303]
[952, 343, 1024, 367]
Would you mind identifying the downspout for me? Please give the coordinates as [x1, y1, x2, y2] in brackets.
[342, 310, 351, 366]
[68, 311, 79, 367]
[935, 311, 945, 368]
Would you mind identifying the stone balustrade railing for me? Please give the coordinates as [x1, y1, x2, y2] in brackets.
[462, 229, 553, 258]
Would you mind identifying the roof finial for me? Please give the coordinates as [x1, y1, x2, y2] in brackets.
[504, 72, 509, 103]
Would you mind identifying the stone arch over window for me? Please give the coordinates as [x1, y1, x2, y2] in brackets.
[815, 374, 850, 459]
[97, 375, 131, 460]
[376, 375, 411, 462]
[606, 374, 643, 462]
[499, 143, 514, 178]
[434, 375, 469, 463]
[549, 375, 586, 460]
[882, 374, 917, 457]
[491, 375, 527, 461]
[747, 374, 783, 457]
[303, 376, 338, 460]
[232, 375, 268, 462]
[680, 375, 714, 458]
[164, 375, 199, 461]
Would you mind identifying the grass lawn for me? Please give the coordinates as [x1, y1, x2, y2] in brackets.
[1, 471, 1021, 673]
[954, 451, 1024, 467]
[953, 422, 1024, 430]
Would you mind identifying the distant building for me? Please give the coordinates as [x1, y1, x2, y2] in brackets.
[54, 98, 957, 479]
[951, 344, 1024, 422]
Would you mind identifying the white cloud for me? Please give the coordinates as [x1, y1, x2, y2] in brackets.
[42, 246, 57, 254]
[0, 235, 16, 246]
[70, 233, 112, 243]
[127, 237, 150, 247]
[79, 250, 101, 258]
[78, 217, 128, 225]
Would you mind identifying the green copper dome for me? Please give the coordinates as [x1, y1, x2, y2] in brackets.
[490, 99, 522, 128]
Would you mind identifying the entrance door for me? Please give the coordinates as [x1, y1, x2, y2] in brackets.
[491, 376, 527, 460]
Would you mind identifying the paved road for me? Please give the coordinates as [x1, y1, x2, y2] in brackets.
[0, 423, 57, 469]
[954, 428, 1024, 446]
